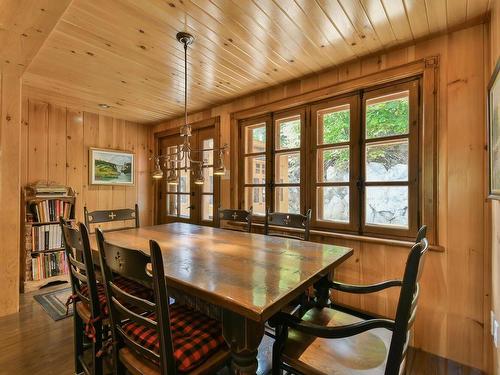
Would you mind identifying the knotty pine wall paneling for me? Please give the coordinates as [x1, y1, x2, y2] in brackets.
[152, 24, 490, 372]
[489, 0, 500, 373]
[0, 73, 22, 317]
[21, 99, 154, 230]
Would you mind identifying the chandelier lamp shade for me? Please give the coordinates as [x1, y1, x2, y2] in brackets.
[151, 31, 228, 184]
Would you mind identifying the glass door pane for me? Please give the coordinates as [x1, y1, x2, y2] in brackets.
[241, 118, 268, 216]
[273, 110, 303, 214]
[157, 125, 219, 226]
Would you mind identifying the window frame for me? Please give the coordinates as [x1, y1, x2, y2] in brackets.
[310, 94, 360, 232]
[271, 107, 307, 215]
[238, 115, 272, 216]
[361, 80, 420, 238]
[154, 117, 220, 227]
[237, 79, 420, 238]
[234, 57, 438, 243]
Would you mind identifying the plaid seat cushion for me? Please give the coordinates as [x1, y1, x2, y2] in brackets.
[122, 304, 226, 373]
[76, 276, 154, 317]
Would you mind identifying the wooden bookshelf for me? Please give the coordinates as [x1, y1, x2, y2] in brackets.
[21, 184, 76, 293]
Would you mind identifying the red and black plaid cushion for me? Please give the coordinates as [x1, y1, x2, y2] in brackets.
[122, 304, 226, 372]
[76, 276, 154, 317]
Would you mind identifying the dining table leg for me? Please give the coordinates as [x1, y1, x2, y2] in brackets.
[222, 309, 265, 375]
[315, 274, 332, 308]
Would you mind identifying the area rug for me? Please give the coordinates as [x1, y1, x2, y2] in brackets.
[34, 287, 73, 321]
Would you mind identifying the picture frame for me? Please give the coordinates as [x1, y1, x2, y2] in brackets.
[488, 59, 500, 200]
[89, 147, 135, 186]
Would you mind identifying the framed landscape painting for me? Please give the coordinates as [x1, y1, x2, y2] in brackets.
[489, 59, 500, 199]
[89, 148, 135, 186]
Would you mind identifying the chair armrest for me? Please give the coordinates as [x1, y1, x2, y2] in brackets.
[330, 280, 402, 294]
[269, 311, 395, 339]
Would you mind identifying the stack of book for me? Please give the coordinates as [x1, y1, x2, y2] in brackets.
[26, 183, 69, 198]
[31, 252, 68, 281]
[31, 224, 63, 251]
[30, 200, 73, 222]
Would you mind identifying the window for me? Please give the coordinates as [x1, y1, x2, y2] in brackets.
[156, 119, 220, 227]
[241, 120, 268, 215]
[201, 138, 215, 221]
[361, 82, 419, 237]
[311, 96, 359, 232]
[273, 110, 304, 214]
[163, 144, 191, 219]
[239, 78, 420, 239]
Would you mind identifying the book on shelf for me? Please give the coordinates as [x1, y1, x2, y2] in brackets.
[31, 252, 68, 281]
[29, 199, 73, 222]
[31, 224, 64, 251]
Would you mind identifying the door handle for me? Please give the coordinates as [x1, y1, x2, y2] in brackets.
[187, 205, 195, 210]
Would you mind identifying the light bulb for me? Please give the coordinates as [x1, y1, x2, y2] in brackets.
[152, 160, 163, 179]
[213, 150, 226, 176]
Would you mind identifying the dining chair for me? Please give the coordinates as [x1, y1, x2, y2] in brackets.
[264, 208, 312, 241]
[95, 229, 231, 375]
[263, 208, 312, 339]
[60, 218, 104, 375]
[84, 203, 139, 233]
[330, 225, 427, 320]
[61, 218, 155, 375]
[218, 207, 253, 232]
[269, 236, 429, 375]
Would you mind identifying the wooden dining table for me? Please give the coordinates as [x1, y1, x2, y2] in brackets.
[89, 222, 353, 374]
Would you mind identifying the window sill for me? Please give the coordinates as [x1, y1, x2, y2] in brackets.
[249, 222, 445, 252]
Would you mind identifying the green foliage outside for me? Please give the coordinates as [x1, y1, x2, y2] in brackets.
[249, 99, 410, 213]
[322, 98, 409, 176]
[275, 98, 409, 185]
[366, 98, 409, 138]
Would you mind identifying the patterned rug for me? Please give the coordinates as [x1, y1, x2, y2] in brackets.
[34, 287, 73, 321]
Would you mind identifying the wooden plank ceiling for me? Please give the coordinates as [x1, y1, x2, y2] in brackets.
[22, 0, 490, 123]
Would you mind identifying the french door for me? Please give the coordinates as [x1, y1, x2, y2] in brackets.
[157, 126, 219, 226]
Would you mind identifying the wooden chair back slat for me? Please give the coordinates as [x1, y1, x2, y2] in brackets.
[84, 204, 140, 232]
[96, 229, 178, 375]
[74, 289, 90, 306]
[101, 242, 152, 288]
[264, 209, 312, 241]
[64, 225, 86, 252]
[109, 282, 156, 313]
[218, 207, 253, 232]
[111, 296, 158, 331]
[71, 268, 89, 284]
[68, 256, 86, 271]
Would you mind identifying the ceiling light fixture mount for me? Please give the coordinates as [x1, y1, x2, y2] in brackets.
[151, 32, 228, 183]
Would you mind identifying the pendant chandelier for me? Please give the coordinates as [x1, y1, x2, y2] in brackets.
[152, 32, 228, 184]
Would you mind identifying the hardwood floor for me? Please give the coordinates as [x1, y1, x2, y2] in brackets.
[0, 284, 73, 375]
[0, 284, 484, 375]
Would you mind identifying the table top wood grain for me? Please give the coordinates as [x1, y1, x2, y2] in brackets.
[90, 223, 353, 322]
